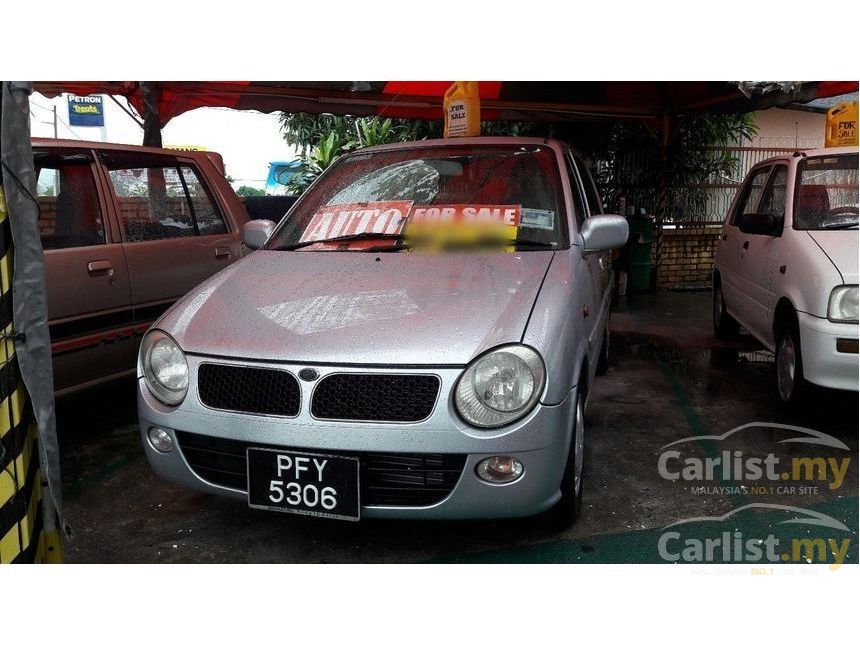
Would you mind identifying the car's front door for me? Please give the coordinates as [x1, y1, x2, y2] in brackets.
[562, 152, 602, 384]
[574, 156, 612, 312]
[719, 164, 772, 329]
[98, 151, 238, 338]
[739, 164, 788, 344]
[35, 149, 135, 394]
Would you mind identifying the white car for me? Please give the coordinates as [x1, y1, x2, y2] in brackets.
[713, 147, 858, 403]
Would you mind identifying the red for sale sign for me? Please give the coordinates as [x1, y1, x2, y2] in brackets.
[299, 201, 413, 247]
[409, 204, 521, 226]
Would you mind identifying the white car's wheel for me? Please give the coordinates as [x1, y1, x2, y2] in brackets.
[775, 324, 806, 404]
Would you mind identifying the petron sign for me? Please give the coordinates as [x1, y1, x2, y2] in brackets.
[67, 94, 105, 127]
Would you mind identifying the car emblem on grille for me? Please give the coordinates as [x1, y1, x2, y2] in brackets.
[298, 368, 320, 382]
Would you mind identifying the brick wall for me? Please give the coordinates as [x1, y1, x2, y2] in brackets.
[654, 226, 720, 289]
[37, 197, 57, 235]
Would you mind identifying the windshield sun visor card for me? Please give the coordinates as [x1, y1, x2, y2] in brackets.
[520, 208, 555, 231]
[298, 201, 413, 249]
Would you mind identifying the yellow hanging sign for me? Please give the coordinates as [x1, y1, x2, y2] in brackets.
[443, 82, 481, 138]
[825, 101, 858, 148]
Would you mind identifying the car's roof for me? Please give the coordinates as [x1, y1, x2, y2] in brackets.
[31, 137, 216, 159]
[353, 136, 566, 154]
[32, 137, 226, 175]
[754, 146, 859, 165]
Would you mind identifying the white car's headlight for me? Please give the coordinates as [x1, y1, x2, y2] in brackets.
[828, 285, 859, 323]
[454, 345, 545, 428]
[140, 330, 189, 405]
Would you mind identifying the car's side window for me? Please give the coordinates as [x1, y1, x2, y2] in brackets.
[564, 152, 588, 229]
[575, 158, 604, 216]
[35, 159, 106, 250]
[106, 160, 196, 242]
[180, 165, 228, 235]
[758, 165, 788, 218]
[730, 166, 771, 226]
[102, 153, 227, 242]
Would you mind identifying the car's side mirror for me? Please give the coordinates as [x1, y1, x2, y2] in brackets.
[242, 219, 276, 250]
[738, 213, 780, 236]
[580, 214, 629, 254]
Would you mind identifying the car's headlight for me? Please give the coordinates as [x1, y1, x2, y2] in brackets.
[140, 330, 189, 405]
[454, 345, 545, 428]
[828, 285, 859, 323]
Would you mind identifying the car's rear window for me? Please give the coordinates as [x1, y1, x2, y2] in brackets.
[794, 153, 859, 230]
[266, 144, 568, 251]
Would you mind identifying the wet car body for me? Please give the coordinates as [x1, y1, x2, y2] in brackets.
[713, 147, 859, 402]
[138, 137, 628, 521]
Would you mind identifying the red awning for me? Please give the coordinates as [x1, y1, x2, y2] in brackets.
[34, 81, 858, 127]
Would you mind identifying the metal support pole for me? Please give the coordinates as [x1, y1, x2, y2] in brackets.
[653, 114, 677, 287]
[1, 81, 64, 564]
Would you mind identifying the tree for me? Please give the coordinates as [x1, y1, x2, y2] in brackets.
[278, 113, 537, 194]
[278, 111, 757, 212]
[236, 185, 266, 197]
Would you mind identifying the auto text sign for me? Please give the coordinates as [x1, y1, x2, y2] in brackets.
[298, 200, 413, 249]
[67, 94, 105, 127]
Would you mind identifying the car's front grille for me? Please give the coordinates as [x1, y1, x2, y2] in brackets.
[198, 363, 300, 417]
[176, 431, 466, 507]
[311, 374, 440, 422]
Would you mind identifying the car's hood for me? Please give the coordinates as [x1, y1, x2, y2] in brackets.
[159, 250, 554, 365]
[808, 230, 859, 284]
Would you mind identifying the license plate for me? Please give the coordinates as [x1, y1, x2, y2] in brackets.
[246, 448, 360, 521]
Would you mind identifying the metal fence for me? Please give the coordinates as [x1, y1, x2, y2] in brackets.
[591, 145, 808, 225]
[682, 146, 806, 224]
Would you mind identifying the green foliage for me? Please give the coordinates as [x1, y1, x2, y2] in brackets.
[284, 130, 350, 194]
[279, 110, 758, 212]
[558, 114, 759, 220]
[279, 114, 444, 194]
[279, 113, 444, 154]
[236, 185, 266, 197]
[279, 112, 541, 194]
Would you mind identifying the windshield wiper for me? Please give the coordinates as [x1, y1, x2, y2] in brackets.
[360, 238, 558, 253]
[275, 232, 407, 251]
[453, 238, 557, 250]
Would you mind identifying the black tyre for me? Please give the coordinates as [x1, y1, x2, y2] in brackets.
[543, 389, 585, 528]
[595, 325, 610, 376]
[713, 281, 740, 339]
[775, 320, 806, 404]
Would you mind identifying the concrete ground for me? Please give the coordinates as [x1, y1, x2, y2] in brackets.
[58, 292, 858, 563]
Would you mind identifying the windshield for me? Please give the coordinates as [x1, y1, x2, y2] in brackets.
[794, 153, 859, 230]
[266, 144, 568, 251]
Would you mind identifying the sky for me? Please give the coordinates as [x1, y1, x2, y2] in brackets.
[29, 92, 299, 190]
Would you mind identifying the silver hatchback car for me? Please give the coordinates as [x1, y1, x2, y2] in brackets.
[138, 137, 628, 524]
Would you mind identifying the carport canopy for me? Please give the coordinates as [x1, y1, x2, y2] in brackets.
[34, 80, 857, 128]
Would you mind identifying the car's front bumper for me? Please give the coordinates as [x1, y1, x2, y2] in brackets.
[138, 356, 576, 519]
[797, 312, 859, 392]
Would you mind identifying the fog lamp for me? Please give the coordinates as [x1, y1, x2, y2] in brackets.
[148, 427, 174, 453]
[476, 456, 523, 484]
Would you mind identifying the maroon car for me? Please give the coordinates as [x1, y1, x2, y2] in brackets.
[33, 139, 249, 395]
